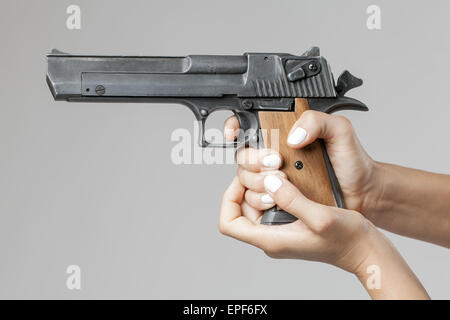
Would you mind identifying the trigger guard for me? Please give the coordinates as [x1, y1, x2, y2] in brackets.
[197, 109, 260, 148]
[177, 97, 247, 148]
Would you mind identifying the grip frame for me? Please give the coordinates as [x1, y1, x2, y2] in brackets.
[258, 98, 344, 225]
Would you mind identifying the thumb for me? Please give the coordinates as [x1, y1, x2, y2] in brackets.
[287, 110, 355, 149]
[263, 174, 334, 233]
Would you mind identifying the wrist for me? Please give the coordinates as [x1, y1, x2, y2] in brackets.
[353, 227, 429, 299]
[333, 218, 384, 275]
[360, 161, 389, 222]
[352, 225, 395, 278]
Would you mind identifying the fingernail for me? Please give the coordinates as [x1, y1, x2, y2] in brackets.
[264, 175, 283, 193]
[262, 154, 281, 168]
[261, 194, 274, 204]
[287, 127, 307, 145]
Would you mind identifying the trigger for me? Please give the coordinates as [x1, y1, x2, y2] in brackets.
[234, 110, 261, 147]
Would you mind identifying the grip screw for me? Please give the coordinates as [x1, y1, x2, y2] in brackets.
[95, 85, 106, 96]
[294, 160, 303, 170]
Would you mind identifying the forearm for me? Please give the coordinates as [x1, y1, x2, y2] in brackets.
[366, 162, 450, 247]
[355, 228, 430, 300]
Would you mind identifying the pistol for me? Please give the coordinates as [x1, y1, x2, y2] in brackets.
[46, 47, 368, 225]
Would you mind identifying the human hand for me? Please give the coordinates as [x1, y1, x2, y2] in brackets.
[219, 174, 375, 272]
[219, 175, 430, 299]
[224, 111, 383, 216]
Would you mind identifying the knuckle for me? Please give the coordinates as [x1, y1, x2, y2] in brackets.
[279, 189, 302, 213]
[238, 148, 257, 166]
[244, 190, 257, 205]
[335, 115, 352, 126]
[218, 215, 231, 236]
[275, 170, 287, 179]
[247, 149, 259, 166]
[312, 212, 337, 233]
[237, 166, 244, 178]
[255, 175, 266, 192]
[334, 115, 354, 133]
[235, 149, 244, 164]
[301, 110, 320, 125]
[261, 241, 283, 258]
[220, 192, 228, 204]
[218, 221, 229, 236]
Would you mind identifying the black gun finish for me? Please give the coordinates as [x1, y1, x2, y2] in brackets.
[46, 47, 368, 225]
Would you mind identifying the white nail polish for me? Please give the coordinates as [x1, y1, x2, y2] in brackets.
[287, 127, 308, 145]
[264, 175, 283, 193]
[261, 194, 274, 204]
[262, 154, 281, 168]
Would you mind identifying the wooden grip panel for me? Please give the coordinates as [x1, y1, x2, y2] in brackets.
[258, 98, 335, 206]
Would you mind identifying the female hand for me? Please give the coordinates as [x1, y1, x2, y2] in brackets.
[220, 173, 375, 272]
[219, 175, 429, 299]
[225, 110, 382, 215]
[226, 110, 450, 248]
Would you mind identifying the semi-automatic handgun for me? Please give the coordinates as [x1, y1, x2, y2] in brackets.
[46, 47, 368, 225]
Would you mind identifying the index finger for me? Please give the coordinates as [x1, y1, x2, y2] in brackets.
[224, 115, 240, 142]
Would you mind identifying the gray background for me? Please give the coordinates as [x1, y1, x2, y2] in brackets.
[0, 0, 449, 299]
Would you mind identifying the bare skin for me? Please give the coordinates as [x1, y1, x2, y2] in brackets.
[219, 110, 449, 299]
